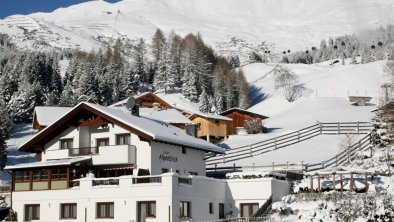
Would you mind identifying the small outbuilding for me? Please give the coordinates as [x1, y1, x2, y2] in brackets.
[110, 92, 172, 109]
[188, 112, 232, 143]
[220, 108, 269, 135]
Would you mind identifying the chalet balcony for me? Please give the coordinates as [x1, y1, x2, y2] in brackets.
[45, 145, 136, 165]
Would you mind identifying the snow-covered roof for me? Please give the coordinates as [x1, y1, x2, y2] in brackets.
[139, 108, 191, 124]
[189, 111, 232, 121]
[34, 106, 72, 126]
[21, 102, 224, 154]
[5, 157, 91, 170]
[109, 92, 170, 107]
[220, 107, 269, 119]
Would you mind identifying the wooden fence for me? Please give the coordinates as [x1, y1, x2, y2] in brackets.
[206, 122, 372, 168]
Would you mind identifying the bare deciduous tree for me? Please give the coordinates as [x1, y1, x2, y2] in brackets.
[273, 65, 304, 102]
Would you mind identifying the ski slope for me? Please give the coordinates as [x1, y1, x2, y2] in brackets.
[0, 0, 393, 53]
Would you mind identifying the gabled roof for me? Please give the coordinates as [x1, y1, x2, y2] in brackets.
[109, 92, 172, 108]
[189, 111, 232, 122]
[139, 108, 191, 124]
[33, 106, 72, 128]
[220, 107, 269, 119]
[20, 102, 223, 154]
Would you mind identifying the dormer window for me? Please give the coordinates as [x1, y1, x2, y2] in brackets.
[60, 139, 73, 149]
[116, 134, 130, 145]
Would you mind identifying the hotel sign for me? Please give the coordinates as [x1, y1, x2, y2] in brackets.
[159, 151, 178, 162]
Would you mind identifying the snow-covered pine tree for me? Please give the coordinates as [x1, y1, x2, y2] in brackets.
[0, 127, 7, 169]
[133, 38, 148, 84]
[198, 88, 209, 113]
[151, 29, 166, 67]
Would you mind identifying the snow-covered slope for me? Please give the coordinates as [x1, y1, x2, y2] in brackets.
[217, 60, 387, 166]
[0, 0, 393, 53]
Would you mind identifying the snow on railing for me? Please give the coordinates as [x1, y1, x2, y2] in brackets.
[206, 121, 372, 166]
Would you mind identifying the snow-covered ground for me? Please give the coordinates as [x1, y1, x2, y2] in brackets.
[6, 124, 36, 166]
[213, 60, 386, 167]
[0, 0, 393, 53]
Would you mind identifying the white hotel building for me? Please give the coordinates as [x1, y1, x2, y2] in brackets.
[6, 102, 290, 222]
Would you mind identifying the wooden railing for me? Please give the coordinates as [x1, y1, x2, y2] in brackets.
[251, 195, 272, 218]
[206, 122, 372, 166]
[69, 147, 99, 156]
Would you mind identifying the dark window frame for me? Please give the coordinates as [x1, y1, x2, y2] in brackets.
[116, 134, 130, 145]
[32, 169, 49, 181]
[60, 139, 73, 149]
[179, 201, 191, 218]
[161, 168, 169, 174]
[25, 204, 40, 221]
[51, 168, 68, 181]
[219, 203, 225, 219]
[138, 201, 156, 219]
[209, 202, 214, 214]
[15, 170, 30, 183]
[240, 203, 259, 217]
[96, 202, 114, 219]
[60, 203, 77, 219]
[96, 138, 109, 147]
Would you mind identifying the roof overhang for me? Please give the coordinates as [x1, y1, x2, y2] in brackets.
[5, 157, 92, 170]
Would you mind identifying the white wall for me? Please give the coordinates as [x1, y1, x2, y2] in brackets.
[150, 142, 205, 176]
[12, 174, 279, 222]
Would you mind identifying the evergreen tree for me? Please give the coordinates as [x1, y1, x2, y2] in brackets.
[0, 128, 7, 170]
[198, 88, 209, 113]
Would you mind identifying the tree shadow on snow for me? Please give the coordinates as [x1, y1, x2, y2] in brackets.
[249, 85, 269, 106]
[265, 127, 282, 133]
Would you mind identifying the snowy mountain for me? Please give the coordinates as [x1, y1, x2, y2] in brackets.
[1, 0, 394, 54]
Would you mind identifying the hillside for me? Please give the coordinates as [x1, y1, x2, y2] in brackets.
[0, 0, 393, 55]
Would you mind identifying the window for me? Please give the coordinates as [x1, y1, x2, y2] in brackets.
[182, 146, 187, 154]
[51, 168, 68, 180]
[161, 168, 169, 174]
[138, 201, 156, 222]
[219, 203, 225, 219]
[60, 139, 73, 149]
[96, 202, 114, 219]
[25, 204, 40, 221]
[116, 134, 130, 145]
[179, 201, 191, 218]
[60, 203, 77, 219]
[15, 170, 29, 182]
[189, 172, 198, 176]
[240, 203, 259, 217]
[32, 169, 48, 181]
[96, 138, 109, 147]
[209, 202, 214, 214]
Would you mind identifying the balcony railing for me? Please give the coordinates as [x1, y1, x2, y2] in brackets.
[132, 176, 162, 184]
[68, 147, 99, 156]
[92, 179, 119, 186]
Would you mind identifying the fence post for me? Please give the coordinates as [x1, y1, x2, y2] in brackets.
[274, 137, 277, 150]
[250, 145, 252, 157]
[336, 153, 339, 167]
[272, 162, 275, 170]
[287, 161, 289, 169]
[338, 122, 340, 134]
[317, 121, 323, 134]
[321, 160, 325, 169]
[359, 141, 362, 151]
[298, 130, 300, 142]
[357, 121, 360, 134]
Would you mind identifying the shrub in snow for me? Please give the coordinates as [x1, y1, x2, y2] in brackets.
[244, 118, 263, 134]
[273, 65, 306, 102]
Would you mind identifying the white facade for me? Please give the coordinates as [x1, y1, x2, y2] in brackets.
[12, 173, 289, 222]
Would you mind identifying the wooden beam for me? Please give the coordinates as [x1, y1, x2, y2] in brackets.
[310, 176, 314, 193]
[350, 172, 354, 192]
[340, 174, 343, 192]
[317, 175, 321, 193]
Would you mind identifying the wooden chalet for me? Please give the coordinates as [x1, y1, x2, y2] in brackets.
[220, 108, 269, 135]
[188, 112, 232, 143]
[111, 92, 172, 109]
